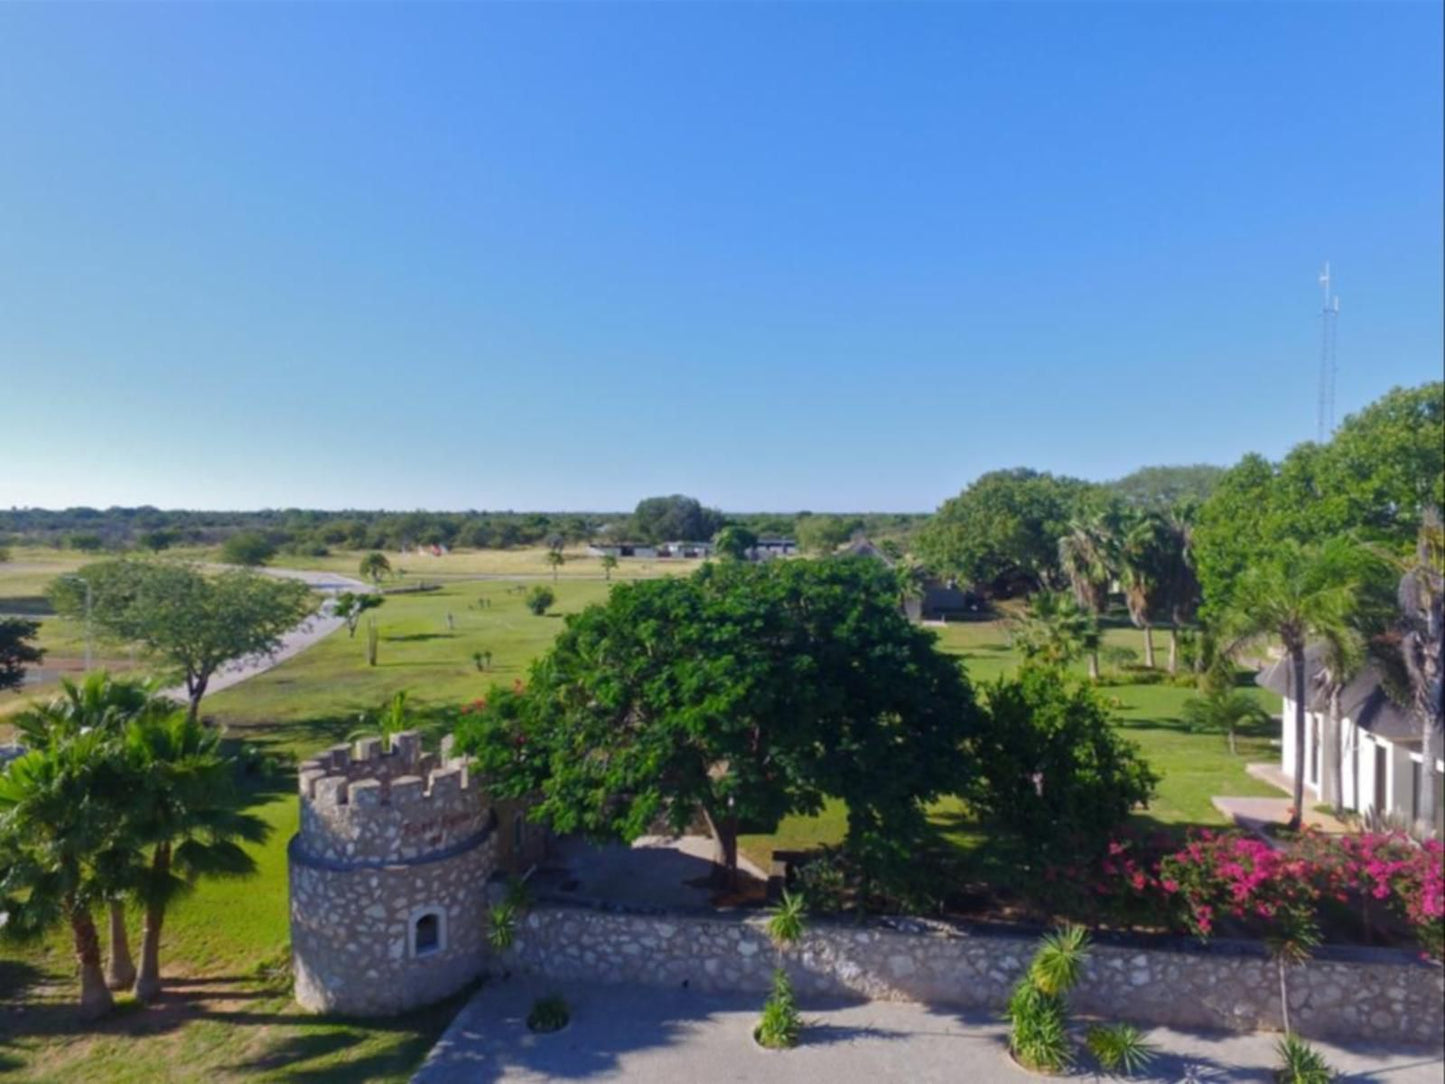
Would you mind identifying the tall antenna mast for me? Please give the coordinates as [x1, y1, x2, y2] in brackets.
[1316, 261, 1340, 441]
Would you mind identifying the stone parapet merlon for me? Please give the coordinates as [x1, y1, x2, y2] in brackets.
[294, 731, 491, 866]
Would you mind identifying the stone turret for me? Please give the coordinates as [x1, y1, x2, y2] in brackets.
[288, 731, 498, 1016]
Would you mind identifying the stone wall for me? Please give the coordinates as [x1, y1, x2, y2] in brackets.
[505, 899, 1444, 1046]
[288, 731, 500, 1016]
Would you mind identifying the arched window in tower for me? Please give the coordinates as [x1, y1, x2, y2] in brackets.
[410, 908, 445, 958]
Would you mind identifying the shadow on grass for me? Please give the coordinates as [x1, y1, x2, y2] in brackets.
[0, 965, 473, 1084]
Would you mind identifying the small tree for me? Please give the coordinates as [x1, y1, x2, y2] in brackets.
[757, 890, 807, 1049]
[1181, 687, 1272, 756]
[0, 617, 44, 694]
[359, 552, 392, 585]
[714, 525, 758, 561]
[48, 561, 315, 722]
[600, 554, 619, 581]
[970, 669, 1158, 863]
[546, 550, 565, 582]
[220, 532, 276, 567]
[1012, 590, 1102, 677]
[332, 591, 384, 638]
[1006, 925, 1091, 1073]
[524, 585, 556, 616]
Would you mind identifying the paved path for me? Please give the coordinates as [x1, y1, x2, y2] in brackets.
[531, 835, 769, 910]
[414, 978, 1444, 1084]
[162, 567, 368, 703]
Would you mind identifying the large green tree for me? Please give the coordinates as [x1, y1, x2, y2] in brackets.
[629, 495, 725, 545]
[917, 469, 1093, 594]
[459, 558, 981, 887]
[48, 561, 315, 721]
[713, 524, 758, 561]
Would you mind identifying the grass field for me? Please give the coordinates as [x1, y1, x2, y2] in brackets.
[0, 554, 1284, 1081]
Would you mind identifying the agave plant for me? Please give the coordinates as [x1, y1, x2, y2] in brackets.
[1274, 1032, 1335, 1083]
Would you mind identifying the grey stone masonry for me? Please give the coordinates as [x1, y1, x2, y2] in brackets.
[505, 899, 1444, 1047]
[289, 730, 499, 1016]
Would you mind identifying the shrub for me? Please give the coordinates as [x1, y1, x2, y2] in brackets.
[527, 994, 570, 1033]
[755, 968, 802, 1049]
[524, 585, 556, 616]
[794, 851, 849, 914]
[1274, 1032, 1335, 1083]
[221, 531, 277, 567]
[971, 670, 1159, 862]
[1086, 1023, 1157, 1077]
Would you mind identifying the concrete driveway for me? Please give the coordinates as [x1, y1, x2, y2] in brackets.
[414, 977, 1444, 1083]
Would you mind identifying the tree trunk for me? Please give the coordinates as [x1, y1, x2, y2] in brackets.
[1143, 625, 1155, 669]
[105, 899, 136, 990]
[1323, 686, 1344, 814]
[1227, 726, 1237, 757]
[1088, 650, 1099, 682]
[1289, 645, 1307, 832]
[699, 805, 740, 890]
[185, 674, 209, 723]
[1168, 626, 1179, 675]
[133, 844, 169, 1003]
[1278, 957, 1291, 1034]
[1421, 717, 1442, 836]
[70, 906, 114, 1019]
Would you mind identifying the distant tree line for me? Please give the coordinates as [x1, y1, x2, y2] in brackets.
[0, 502, 929, 559]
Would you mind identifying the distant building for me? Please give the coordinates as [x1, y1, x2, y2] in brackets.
[658, 541, 713, 559]
[911, 579, 985, 623]
[586, 542, 659, 559]
[751, 538, 798, 558]
[1257, 646, 1444, 836]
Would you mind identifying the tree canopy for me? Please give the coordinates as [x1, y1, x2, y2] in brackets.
[458, 557, 982, 886]
[1106, 464, 1226, 510]
[48, 561, 315, 719]
[916, 469, 1094, 594]
[629, 494, 725, 544]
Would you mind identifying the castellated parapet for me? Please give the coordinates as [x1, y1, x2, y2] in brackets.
[288, 731, 499, 1016]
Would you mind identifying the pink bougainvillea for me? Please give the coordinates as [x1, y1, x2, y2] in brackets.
[1089, 828, 1444, 960]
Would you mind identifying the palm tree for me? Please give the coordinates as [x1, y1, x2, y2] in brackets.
[122, 711, 269, 1002]
[1013, 591, 1101, 676]
[600, 554, 619, 582]
[1395, 511, 1443, 832]
[546, 550, 565, 582]
[0, 732, 134, 1018]
[1181, 687, 1272, 756]
[14, 672, 177, 989]
[1119, 512, 1168, 669]
[1314, 626, 1367, 813]
[1159, 505, 1201, 675]
[1058, 513, 1116, 619]
[358, 552, 391, 585]
[1224, 537, 1380, 831]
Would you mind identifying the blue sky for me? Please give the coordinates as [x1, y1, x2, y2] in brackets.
[2, 3, 1440, 513]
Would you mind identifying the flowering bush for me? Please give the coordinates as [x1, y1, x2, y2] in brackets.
[1082, 829, 1444, 959]
[1158, 830, 1320, 940]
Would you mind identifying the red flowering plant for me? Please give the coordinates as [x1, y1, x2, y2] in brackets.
[1155, 830, 1323, 941]
[1301, 831, 1445, 960]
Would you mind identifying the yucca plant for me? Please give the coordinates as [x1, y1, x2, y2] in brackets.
[1029, 924, 1091, 996]
[767, 889, 807, 948]
[1007, 982, 1073, 1073]
[1086, 1022, 1157, 1077]
[486, 900, 518, 953]
[1006, 925, 1092, 1073]
[1274, 1032, 1335, 1083]
[755, 968, 802, 1049]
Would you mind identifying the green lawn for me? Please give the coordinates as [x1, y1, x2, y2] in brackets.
[1, 569, 1284, 1081]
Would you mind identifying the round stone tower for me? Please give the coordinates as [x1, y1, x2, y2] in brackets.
[288, 730, 498, 1016]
